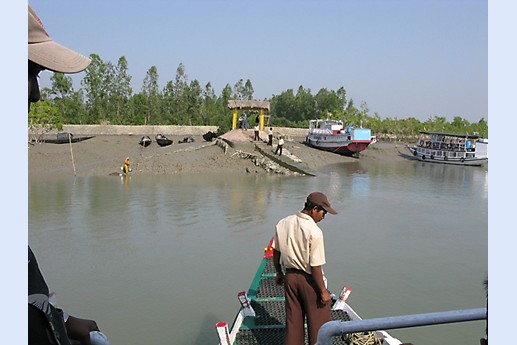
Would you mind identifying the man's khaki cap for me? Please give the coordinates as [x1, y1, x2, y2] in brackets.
[28, 4, 91, 73]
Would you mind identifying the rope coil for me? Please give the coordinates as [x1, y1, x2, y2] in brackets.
[342, 331, 382, 345]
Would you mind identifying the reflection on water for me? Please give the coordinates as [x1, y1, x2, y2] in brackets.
[351, 171, 370, 199]
[28, 161, 487, 345]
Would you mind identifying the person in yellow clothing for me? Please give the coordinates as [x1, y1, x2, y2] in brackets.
[123, 157, 131, 174]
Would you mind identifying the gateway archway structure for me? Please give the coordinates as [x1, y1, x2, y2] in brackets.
[228, 100, 270, 130]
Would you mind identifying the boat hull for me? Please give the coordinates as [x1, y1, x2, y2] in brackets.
[41, 132, 94, 144]
[156, 139, 173, 147]
[305, 119, 373, 157]
[155, 134, 173, 147]
[43, 136, 94, 144]
[139, 136, 152, 147]
[305, 136, 371, 157]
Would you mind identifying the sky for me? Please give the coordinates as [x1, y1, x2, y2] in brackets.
[28, 0, 488, 123]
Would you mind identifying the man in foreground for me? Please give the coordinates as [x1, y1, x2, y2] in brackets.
[272, 192, 337, 345]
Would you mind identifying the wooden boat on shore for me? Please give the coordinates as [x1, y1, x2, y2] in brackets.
[305, 118, 373, 158]
[155, 134, 173, 147]
[42, 132, 94, 144]
[407, 131, 488, 166]
[216, 238, 403, 345]
[139, 136, 152, 147]
[203, 131, 219, 142]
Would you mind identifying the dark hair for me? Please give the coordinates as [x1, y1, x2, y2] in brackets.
[304, 201, 318, 211]
[315, 206, 327, 214]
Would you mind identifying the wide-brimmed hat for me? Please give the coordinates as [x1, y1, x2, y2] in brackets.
[28, 5, 91, 73]
[307, 192, 337, 215]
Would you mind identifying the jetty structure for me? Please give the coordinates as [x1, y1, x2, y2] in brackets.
[228, 100, 271, 131]
[217, 128, 315, 176]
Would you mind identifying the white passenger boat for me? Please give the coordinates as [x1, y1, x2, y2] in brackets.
[305, 118, 373, 158]
[407, 131, 488, 166]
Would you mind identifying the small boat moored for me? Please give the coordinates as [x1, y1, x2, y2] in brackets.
[155, 134, 173, 147]
[178, 136, 195, 144]
[407, 131, 488, 166]
[42, 132, 94, 144]
[203, 131, 219, 142]
[305, 117, 373, 158]
[139, 136, 152, 147]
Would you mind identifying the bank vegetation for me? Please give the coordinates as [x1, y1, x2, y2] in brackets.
[29, 54, 488, 141]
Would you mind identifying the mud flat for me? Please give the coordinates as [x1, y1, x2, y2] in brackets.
[28, 130, 408, 178]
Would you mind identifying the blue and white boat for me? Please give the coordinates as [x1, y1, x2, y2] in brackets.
[305, 118, 373, 158]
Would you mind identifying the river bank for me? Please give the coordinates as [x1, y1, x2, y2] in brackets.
[28, 130, 410, 178]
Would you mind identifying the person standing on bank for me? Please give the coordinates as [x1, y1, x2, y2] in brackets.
[272, 192, 337, 345]
[267, 127, 273, 146]
[28, 4, 108, 345]
[254, 124, 260, 141]
[241, 113, 248, 130]
[275, 136, 284, 156]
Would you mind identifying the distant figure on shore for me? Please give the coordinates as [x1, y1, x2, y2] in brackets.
[275, 137, 285, 156]
[123, 157, 131, 174]
[267, 127, 273, 146]
[254, 125, 260, 141]
[241, 113, 248, 130]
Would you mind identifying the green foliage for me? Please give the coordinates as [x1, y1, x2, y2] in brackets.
[30, 55, 488, 138]
[29, 99, 63, 133]
[232, 79, 254, 100]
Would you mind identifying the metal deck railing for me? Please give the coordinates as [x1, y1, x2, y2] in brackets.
[218, 247, 486, 345]
[316, 307, 487, 345]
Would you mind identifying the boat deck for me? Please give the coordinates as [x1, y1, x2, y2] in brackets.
[234, 257, 351, 345]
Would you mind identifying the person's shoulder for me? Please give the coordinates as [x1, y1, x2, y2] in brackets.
[297, 212, 321, 228]
[295, 211, 312, 221]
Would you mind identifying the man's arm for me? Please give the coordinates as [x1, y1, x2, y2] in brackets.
[273, 249, 284, 285]
[311, 265, 331, 304]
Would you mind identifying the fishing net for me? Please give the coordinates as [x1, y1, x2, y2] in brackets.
[342, 331, 382, 345]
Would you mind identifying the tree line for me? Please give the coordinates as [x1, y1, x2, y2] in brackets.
[29, 54, 488, 139]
